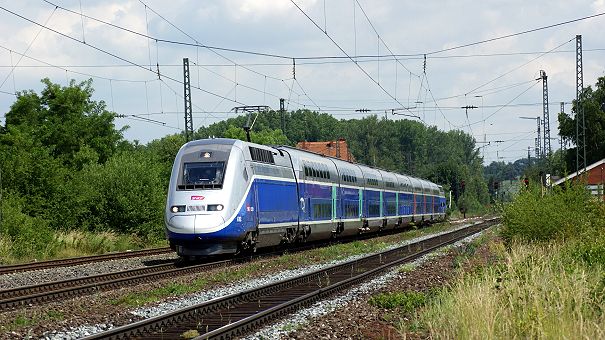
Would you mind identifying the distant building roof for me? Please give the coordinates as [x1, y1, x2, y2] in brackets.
[296, 139, 355, 162]
[553, 158, 605, 186]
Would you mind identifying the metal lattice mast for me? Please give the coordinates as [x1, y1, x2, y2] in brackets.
[560, 102, 566, 152]
[183, 58, 194, 142]
[576, 35, 585, 172]
[537, 116, 541, 158]
[541, 70, 551, 157]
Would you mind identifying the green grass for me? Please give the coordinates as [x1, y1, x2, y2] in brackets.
[3, 310, 65, 333]
[369, 291, 427, 312]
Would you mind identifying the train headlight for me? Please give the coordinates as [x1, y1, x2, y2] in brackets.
[207, 204, 224, 211]
[171, 205, 186, 213]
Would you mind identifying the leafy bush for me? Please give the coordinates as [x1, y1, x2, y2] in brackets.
[571, 237, 605, 268]
[58, 150, 166, 238]
[369, 291, 427, 312]
[501, 184, 605, 244]
[0, 193, 57, 261]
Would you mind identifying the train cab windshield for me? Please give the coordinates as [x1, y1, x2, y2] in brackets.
[179, 161, 225, 189]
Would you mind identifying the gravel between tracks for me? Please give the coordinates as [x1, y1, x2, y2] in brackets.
[34, 221, 484, 340]
[244, 231, 486, 340]
[0, 253, 179, 290]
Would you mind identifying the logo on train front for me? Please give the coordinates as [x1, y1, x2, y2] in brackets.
[191, 195, 205, 201]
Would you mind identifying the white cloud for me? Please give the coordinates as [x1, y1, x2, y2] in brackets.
[1, 0, 603, 163]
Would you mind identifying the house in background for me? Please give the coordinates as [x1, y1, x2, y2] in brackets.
[553, 158, 605, 200]
[296, 139, 355, 162]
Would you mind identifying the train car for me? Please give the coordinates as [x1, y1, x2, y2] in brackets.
[165, 138, 447, 258]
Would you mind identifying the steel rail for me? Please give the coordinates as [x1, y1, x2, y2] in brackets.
[0, 221, 440, 311]
[0, 247, 173, 275]
[0, 260, 231, 311]
[83, 218, 499, 340]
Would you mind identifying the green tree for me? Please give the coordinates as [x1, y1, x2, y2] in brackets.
[558, 75, 605, 170]
[223, 124, 289, 145]
[4, 78, 124, 168]
[57, 150, 166, 236]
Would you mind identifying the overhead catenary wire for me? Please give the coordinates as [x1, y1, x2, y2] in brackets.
[464, 38, 574, 96]
[2, 1, 597, 159]
[0, 5, 248, 106]
[3, 46, 603, 69]
[425, 11, 605, 55]
[290, 0, 420, 120]
[353, 0, 418, 77]
[468, 81, 541, 127]
[33, 0, 605, 63]
[0, 6, 57, 92]
[135, 0, 306, 112]
[294, 78, 321, 112]
[137, 0, 291, 86]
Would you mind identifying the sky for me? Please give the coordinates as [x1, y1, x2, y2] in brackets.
[0, 0, 604, 164]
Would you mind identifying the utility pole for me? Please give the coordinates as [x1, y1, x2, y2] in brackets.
[528, 146, 531, 165]
[0, 167, 2, 228]
[279, 98, 285, 132]
[520, 116, 541, 158]
[540, 70, 551, 157]
[183, 58, 194, 142]
[576, 35, 586, 172]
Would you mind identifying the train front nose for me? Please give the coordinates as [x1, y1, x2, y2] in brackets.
[166, 213, 226, 234]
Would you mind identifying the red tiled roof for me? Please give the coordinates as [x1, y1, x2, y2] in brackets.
[295, 139, 355, 162]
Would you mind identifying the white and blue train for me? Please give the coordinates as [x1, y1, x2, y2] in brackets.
[165, 138, 447, 257]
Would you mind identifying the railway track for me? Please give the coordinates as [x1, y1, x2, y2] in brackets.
[0, 247, 174, 275]
[0, 259, 234, 311]
[0, 220, 456, 311]
[84, 218, 500, 340]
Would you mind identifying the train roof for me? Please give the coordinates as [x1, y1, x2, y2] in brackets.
[277, 144, 440, 188]
[187, 139, 444, 189]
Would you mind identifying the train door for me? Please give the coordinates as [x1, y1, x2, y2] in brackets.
[251, 182, 260, 226]
[331, 185, 340, 225]
[412, 193, 416, 217]
[298, 164, 311, 223]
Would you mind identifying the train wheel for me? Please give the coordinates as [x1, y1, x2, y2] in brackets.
[238, 230, 258, 255]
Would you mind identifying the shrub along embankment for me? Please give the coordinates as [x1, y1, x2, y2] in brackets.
[398, 184, 605, 338]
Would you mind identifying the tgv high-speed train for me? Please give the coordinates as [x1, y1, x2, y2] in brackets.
[165, 138, 447, 257]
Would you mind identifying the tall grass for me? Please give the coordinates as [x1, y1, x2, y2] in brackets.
[0, 229, 166, 264]
[411, 242, 605, 339]
[400, 184, 605, 339]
